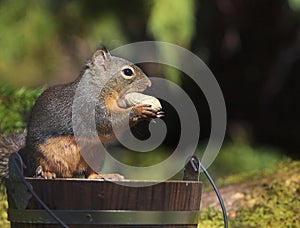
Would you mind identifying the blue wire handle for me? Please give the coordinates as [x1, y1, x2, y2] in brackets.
[11, 153, 69, 228]
[199, 161, 228, 228]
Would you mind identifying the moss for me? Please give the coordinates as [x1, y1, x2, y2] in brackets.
[0, 185, 9, 228]
[199, 160, 300, 227]
[232, 160, 300, 227]
[198, 209, 224, 227]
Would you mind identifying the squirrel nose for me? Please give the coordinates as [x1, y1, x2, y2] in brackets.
[147, 78, 152, 87]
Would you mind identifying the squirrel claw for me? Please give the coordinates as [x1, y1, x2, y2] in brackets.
[148, 112, 165, 123]
[35, 165, 57, 179]
[132, 104, 157, 120]
[88, 173, 125, 181]
[156, 111, 165, 118]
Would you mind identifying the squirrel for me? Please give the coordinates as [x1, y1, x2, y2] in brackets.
[0, 46, 163, 180]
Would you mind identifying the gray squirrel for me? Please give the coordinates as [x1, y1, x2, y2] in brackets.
[0, 46, 163, 180]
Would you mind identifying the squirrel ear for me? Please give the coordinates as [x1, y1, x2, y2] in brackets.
[97, 45, 109, 54]
[91, 45, 111, 68]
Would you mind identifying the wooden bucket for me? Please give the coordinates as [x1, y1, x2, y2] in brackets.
[6, 154, 202, 227]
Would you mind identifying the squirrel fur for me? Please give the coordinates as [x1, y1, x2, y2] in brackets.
[0, 46, 163, 180]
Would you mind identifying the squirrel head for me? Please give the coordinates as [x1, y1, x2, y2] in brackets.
[84, 46, 152, 102]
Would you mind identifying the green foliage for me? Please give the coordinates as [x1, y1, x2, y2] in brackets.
[0, 85, 42, 134]
[0, 0, 198, 86]
[52, 0, 128, 48]
[199, 123, 284, 183]
[204, 142, 283, 178]
[89, 13, 127, 48]
[0, 0, 57, 86]
[289, 0, 300, 11]
[148, 0, 196, 85]
[148, 0, 196, 45]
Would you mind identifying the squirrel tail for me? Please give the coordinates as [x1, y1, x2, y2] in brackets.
[0, 133, 26, 179]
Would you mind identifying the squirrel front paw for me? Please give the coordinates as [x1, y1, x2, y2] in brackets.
[88, 173, 125, 181]
[131, 104, 164, 121]
[35, 165, 57, 179]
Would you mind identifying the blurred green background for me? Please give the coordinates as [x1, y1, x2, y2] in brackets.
[1, 0, 299, 167]
[1, 0, 300, 226]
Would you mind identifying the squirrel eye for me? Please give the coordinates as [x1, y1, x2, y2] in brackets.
[122, 68, 134, 77]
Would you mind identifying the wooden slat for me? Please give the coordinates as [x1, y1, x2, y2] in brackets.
[8, 178, 202, 228]
[25, 179, 202, 211]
